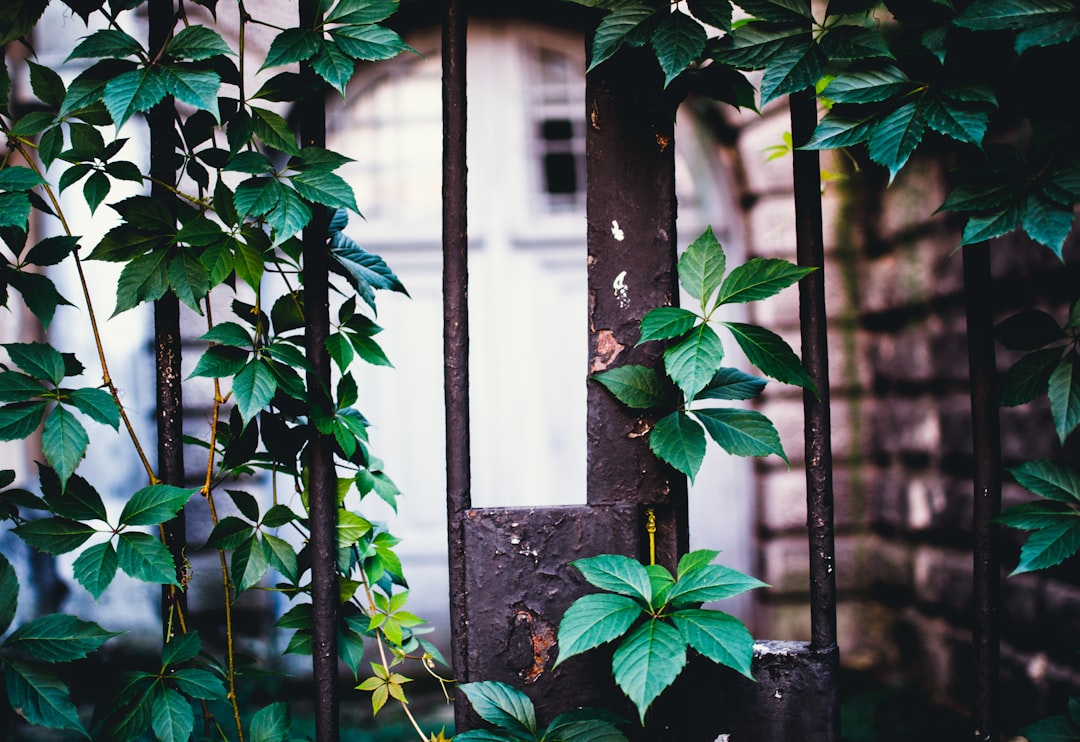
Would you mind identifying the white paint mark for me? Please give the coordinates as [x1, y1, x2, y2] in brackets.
[773, 689, 783, 699]
[613, 270, 629, 309]
[611, 220, 625, 241]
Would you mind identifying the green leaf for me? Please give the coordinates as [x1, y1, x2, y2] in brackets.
[572, 553, 652, 603]
[996, 501, 1076, 531]
[327, 0, 398, 23]
[167, 251, 211, 312]
[113, 249, 171, 316]
[290, 168, 358, 212]
[25, 235, 80, 267]
[1049, 355, 1080, 444]
[103, 67, 167, 129]
[996, 309, 1066, 351]
[688, 0, 733, 31]
[64, 388, 120, 429]
[818, 24, 894, 62]
[1023, 194, 1075, 257]
[715, 258, 813, 306]
[651, 10, 707, 88]
[0, 192, 31, 229]
[589, 6, 659, 72]
[663, 324, 725, 400]
[117, 531, 179, 585]
[1011, 517, 1080, 576]
[5, 341, 66, 385]
[640, 307, 700, 343]
[555, 593, 643, 666]
[72, 541, 119, 599]
[758, 33, 824, 106]
[714, 22, 807, 70]
[459, 681, 536, 738]
[189, 345, 249, 379]
[119, 484, 196, 526]
[650, 411, 707, 482]
[166, 26, 234, 61]
[0, 166, 47, 192]
[822, 67, 910, 104]
[722, 321, 815, 391]
[679, 226, 726, 305]
[4, 659, 87, 736]
[233, 360, 278, 423]
[923, 95, 989, 147]
[232, 536, 270, 592]
[39, 127, 64, 168]
[68, 29, 144, 61]
[262, 28, 321, 69]
[330, 25, 412, 61]
[262, 533, 299, 583]
[160, 67, 221, 118]
[234, 177, 283, 219]
[694, 407, 788, 463]
[611, 619, 686, 724]
[329, 230, 407, 309]
[962, 203, 1024, 246]
[0, 553, 16, 635]
[676, 549, 719, 580]
[694, 367, 767, 401]
[1009, 460, 1080, 504]
[310, 41, 356, 96]
[591, 365, 666, 409]
[736, 0, 813, 22]
[8, 272, 67, 330]
[867, 100, 927, 181]
[0, 400, 47, 440]
[1015, 15, 1080, 54]
[954, 0, 1073, 30]
[14, 517, 94, 555]
[666, 562, 768, 605]
[1023, 713, 1080, 741]
[266, 187, 312, 243]
[252, 107, 300, 155]
[204, 517, 254, 551]
[1001, 348, 1066, 407]
[249, 702, 290, 742]
[0, 372, 46, 403]
[6, 614, 119, 663]
[150, 685, 194, 742]
[169, 668, 227, 700]
[669, 608, 754, 679]
[42, 405, 89, 488]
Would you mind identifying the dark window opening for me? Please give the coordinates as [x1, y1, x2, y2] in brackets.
[544, 152, 578, 195]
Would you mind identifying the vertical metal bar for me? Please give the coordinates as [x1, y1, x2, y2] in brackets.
[442, 0, 471, 730]
[584, 47, 686, 569]
[148, 0, 186, 640]
[299, 2, 338, 740]
[790, 77, 841, 739]
[963, 244, 1001, 742]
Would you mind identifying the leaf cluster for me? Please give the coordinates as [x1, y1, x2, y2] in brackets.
[996, 460, 1080, 576]
[592, 226, 813, 481]
[554, 550, 766, 723]
[454, 680, 629, 742]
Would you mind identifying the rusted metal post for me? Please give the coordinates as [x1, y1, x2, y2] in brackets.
[299, 1, 338, 739]
[148, 0, 186, 639]
[790, 77, 841, 739]
[441, 0, 472, 732]
[963, 244, 1001, 742]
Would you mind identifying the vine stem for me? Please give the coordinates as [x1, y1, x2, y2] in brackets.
[13, 143, 158, 483]
[200, 302, 245, 742]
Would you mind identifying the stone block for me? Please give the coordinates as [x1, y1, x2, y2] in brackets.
[861, 237, 965, 315]
[747, 194, 797, 258]
[877, 159, 948, 241]
[836, 601, 901, 672]
[758, 600, 812, 642]
[756, 393, 856, 468]
[760, 464, 874, 534]
[912, 546, 973, 620]
[762, 535, 810, 595]
[867, 396, 943, 457]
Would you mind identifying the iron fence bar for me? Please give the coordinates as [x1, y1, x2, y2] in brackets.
[441, 0, 471, 729]
[962, 244, 1001, 742]
[789, 79, 841, 738]
[148, 0, 186, 640]
[299, 1, 338, 739]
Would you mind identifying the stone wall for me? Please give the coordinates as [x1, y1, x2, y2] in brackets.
[722, 99, 1080, 732]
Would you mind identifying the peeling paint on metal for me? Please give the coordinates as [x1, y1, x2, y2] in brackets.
[590, 329, 625, 373]
[611, 220, 625, 241]
[613, 270, 629, 309]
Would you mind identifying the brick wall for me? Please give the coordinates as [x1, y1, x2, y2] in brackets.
[721, 99, 1080, 731]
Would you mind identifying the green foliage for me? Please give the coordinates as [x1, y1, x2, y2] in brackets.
[592, 226, 812, 481]
[454, 680, 630, 741]
[0, 0, 441, 738]
[554, 551, 766, 723]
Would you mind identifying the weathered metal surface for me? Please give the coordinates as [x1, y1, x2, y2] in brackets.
[441, 0, 474, 733]
[963, 244, 1002, 741]
[585, 47, 687, 572]
[299, 2, 339, 739]
[148, 0, 186, 636]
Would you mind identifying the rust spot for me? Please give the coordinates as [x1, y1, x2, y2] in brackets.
[590, 100, 600, 131]
[627, 417, 652, 439]
[656, 133, 671, 151]
[514, 608, 557, 683]
[590, 329, 624, 373]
